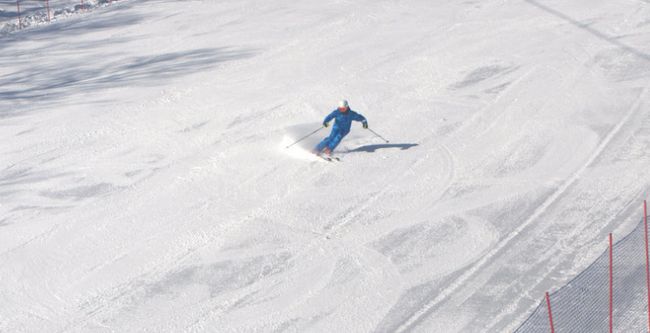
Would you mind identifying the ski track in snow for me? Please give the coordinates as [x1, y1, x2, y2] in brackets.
[2, 0, 650, 332]
[397, 83, 649, 333]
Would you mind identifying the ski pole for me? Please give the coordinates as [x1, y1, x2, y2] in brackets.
[368, 128, 389, 143]
[285, 126, 324, 148]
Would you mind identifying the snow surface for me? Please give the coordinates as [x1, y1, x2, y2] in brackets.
[0, 0, 114, 34]
[2, 0, 650, 332]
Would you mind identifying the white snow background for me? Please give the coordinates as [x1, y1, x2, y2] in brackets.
[2, 0, 650, 332]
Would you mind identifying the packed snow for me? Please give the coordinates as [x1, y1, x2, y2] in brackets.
[0, 0, 119, 35]
[2, 0, 650, 332]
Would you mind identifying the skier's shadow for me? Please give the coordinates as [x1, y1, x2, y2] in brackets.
[345, 143, 418, 153]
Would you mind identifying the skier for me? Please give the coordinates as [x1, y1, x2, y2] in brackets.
[313, 100, 368, 156]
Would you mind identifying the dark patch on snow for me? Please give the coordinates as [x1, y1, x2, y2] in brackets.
[0, 167, 72, 187]
[345, 143, 418, 153]
[124, 169, 142, 178]
[450, 65, 518, 90]
[0, 189, 19, 198]
[180, 120, 209, 133]
[15, 127, 36, 136]
[10, 205, 72, 212]
[40, 182, 115, 200]
[484, 81, 511, 94]
[0, 42, 255, 118]
[142, 252, 293, 302]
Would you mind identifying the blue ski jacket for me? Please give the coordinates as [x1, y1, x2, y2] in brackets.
[323, 109, 367, 136]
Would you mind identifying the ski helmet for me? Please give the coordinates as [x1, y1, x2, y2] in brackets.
[338, 100, 349, 110]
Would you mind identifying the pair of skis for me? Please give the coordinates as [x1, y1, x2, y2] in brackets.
[319, 155, 341, 162]
[311, 148, 341, 162]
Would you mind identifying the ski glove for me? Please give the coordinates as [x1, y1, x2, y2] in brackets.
[323, 122, 329, 128]
[363, 122, 368, 129]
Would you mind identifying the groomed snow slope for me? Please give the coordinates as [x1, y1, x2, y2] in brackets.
[0, 0, 113, 34]
[2, 0, 650, 332]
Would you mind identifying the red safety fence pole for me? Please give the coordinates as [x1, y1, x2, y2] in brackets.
[546, 292, 555, 333]
[16, 0, 21, 29]
[609, 233, 614, 333]
[643, 200, 650, 332]
[45, 0, 51, 22]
